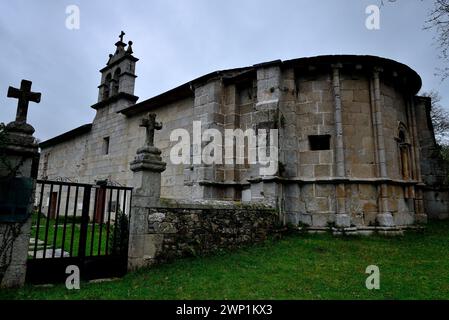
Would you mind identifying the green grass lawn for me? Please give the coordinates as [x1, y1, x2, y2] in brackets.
[30, 214, 112, 257]
[2, 221, 449, 300]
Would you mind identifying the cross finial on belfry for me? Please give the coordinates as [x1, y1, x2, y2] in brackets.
[119, 31, 125, 42]
[7, 79, 41, 124]
[140, 113, 162, 147]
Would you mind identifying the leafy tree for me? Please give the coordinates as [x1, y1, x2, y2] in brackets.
[439, 143, 449, 163]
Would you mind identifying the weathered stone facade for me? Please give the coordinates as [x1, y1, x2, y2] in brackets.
[38, 35, 449, 233]
[415, 96, 449, 220]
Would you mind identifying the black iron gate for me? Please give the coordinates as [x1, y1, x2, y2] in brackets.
[26, 179, 132, 284]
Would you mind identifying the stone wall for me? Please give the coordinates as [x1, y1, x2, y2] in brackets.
[38, 132, 90, 181]
[415, 96, 449, 220]
[0, 220, 32, 288]
[294, 72, 336, 178]
[136, 200, 279, 266]
[284, 182, 415, 228]
[39, 97, 195, 199]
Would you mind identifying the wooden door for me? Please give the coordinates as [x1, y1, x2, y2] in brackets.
[94, 188, 106, 223]
[49, 192, 58, 219]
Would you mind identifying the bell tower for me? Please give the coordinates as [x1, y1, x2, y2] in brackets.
[93, 31, 139, 110]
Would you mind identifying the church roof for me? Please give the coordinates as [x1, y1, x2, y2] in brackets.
[39, 124, 92, 149]
[40, 54, 422, 148]
[119, 54, 422, 117]
[120, 66, 253, 117]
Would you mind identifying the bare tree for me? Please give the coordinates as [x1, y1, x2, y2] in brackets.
[422, 90, 449, 143]
[425, 0, 449, 80]
[380, 1, 448, 80]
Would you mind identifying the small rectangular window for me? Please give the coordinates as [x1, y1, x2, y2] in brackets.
[309, 135, 331, 151]
[103, 137, 110, 155]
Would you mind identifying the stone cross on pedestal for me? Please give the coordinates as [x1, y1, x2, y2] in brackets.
[129, 113, 166, 271]
[7, 80, 41, 124]
[140, 113, 162, 147]
[1, 79, 40, 289]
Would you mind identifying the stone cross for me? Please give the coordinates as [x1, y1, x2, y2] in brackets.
[140, 113, 162, 147]
[119, 31, 125, 42]
[7, 80, 41, 124]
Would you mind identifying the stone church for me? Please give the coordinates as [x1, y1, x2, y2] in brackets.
[38, 33, 449, 232]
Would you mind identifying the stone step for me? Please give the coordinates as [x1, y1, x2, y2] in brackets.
[29, 238, 44, 245]
[28, 249, 70, 258]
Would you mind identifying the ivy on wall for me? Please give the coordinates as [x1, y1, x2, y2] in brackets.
[0, 123, 27, 178]
[0, 224, 22, 285]
[0, 123, 28, 286]
[0, 123, 6, 164]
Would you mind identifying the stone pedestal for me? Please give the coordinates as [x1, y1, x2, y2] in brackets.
[335, 214, 351, 228]
[414, 213, 428, 225]
[376, 212, 395, 227]
[128, 146, 166, 271]
[249, 179, 282, 208]
[0, 121, 39, 288]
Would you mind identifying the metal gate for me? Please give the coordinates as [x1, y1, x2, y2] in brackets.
[26, 179, 132, 284]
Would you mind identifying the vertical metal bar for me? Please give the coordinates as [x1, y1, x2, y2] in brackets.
[69, 186, 79, 257]
[97, 187, 106, 256]
[78, 186, 91, 259]
[104, 188, 114, 256]
[51, 184, 63, 258]
[112, 189, 120, 255]
[60, 185, 71, 258]
[89, 188, 99, 256]
[120, 189, 128, 255]
[128, 189, 133, 221]
[33, 182, 45, 259]
[42, 183, 54, 259]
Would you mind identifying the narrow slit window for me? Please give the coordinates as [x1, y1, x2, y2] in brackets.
[309, 135, 331, 151]
[103, 137, 110, 155]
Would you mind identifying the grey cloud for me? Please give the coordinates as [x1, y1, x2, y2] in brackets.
[0, 0, 446, 141]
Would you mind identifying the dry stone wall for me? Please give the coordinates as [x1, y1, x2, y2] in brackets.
[146, 201, 279, 264]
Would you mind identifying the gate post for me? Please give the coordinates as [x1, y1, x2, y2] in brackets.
[128, 113, 166, 271]
[0, 80, 41, 288]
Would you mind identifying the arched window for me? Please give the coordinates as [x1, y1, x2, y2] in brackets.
[112, 68, 121, 96]
[103, 73, 112, 100]
[397, 124, 411, 180]
[399, 130, 406, 143]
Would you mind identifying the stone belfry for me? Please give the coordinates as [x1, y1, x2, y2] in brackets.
[94, 31, 139, 109]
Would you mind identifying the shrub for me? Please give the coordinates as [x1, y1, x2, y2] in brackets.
[108, 210, 129, 256]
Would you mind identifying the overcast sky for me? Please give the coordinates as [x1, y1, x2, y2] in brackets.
[0, 0, 447, 141]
